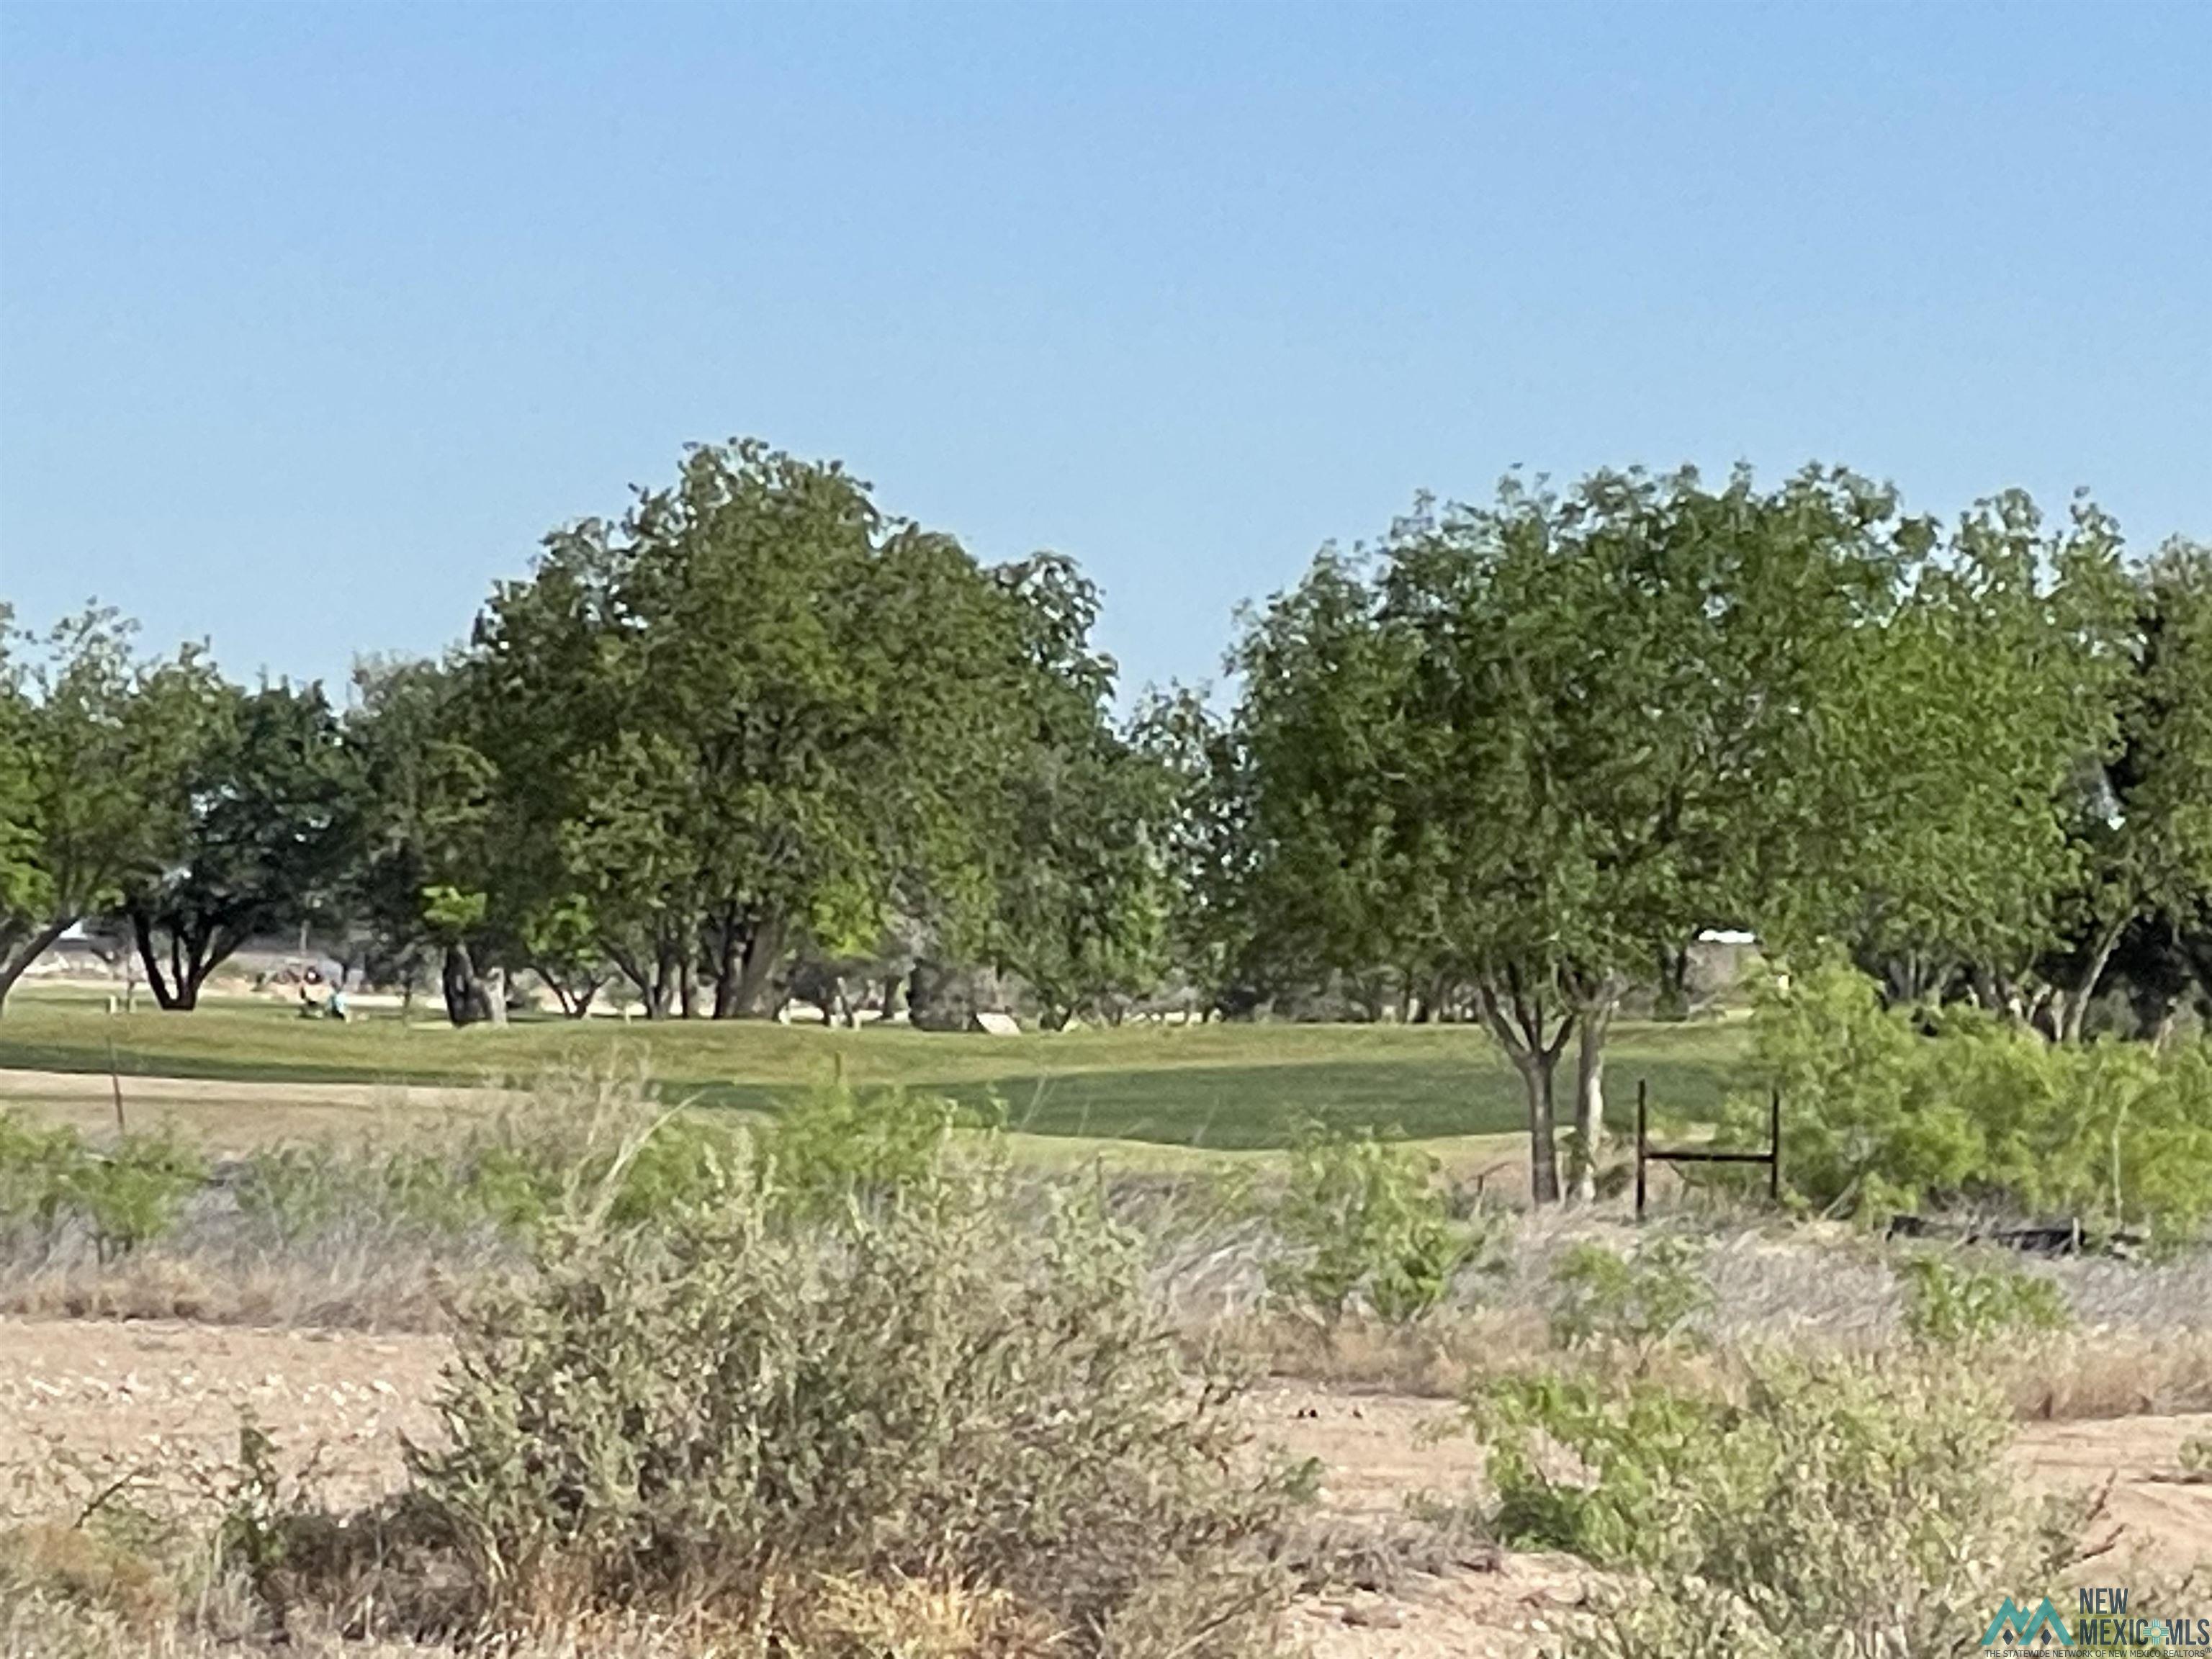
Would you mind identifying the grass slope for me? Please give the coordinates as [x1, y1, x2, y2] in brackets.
[0, 986, 1746, 1148]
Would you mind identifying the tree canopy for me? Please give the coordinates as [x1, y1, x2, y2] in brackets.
[4, 441, 2208, 1208]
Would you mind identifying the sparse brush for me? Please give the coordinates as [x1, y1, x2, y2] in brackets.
[1259, 1122, 1503, 1327]
[1716, 961, 2212, 1238]
[1897, 1249, 2072, 1348]
[0, 1112, 207, 1262]
[1547, 1235, 1712, 1357]
[1470, 1351, 2090, 1658]
[366, 1135, 1302, 1655]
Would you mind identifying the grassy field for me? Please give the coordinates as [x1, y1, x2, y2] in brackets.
[0, 984, 1749, 1150]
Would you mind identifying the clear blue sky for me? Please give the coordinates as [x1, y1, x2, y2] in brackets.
[3, 3, 2207, 702]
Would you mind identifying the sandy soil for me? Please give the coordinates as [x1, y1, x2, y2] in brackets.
[0, 1067, 517, 1151]
[3, 1319, 2206, 1656]
[0, 1317, 444, 1522]
[1258, 1382, 2212, 1655]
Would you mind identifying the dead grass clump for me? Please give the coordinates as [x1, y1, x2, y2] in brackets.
[1213, 1305, 1544, 1397]
[1992, 1326, 2212, 1420]
[0, 1521, 179, 1632]
[0, 1226, 498, 1331]
[1236, 1213, 2212, 1426]
[1277, 1505, 1501, 1597]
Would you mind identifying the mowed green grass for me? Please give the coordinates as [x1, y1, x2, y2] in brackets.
[0, 986, 1749, 1150]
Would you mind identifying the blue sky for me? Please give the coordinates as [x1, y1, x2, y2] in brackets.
[3, 3, 2207, 701]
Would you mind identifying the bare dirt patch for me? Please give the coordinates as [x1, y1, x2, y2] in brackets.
[2014, 1410, 2212, 1567]
[0, 1068, 513, 1152]
[0, 1316, 442, 1521]
[1260, 1382, 2212, 1658]
[1, 1321, 2205, 1657]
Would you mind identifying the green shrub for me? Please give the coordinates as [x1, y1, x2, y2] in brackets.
[1471, 1353, 2085, 1658]
[236, 1135, 551, 1241]
[233, 1081, 962, 1251]
[0, 1111, 81, 1237]
[401, 1141, 1300, 1654]
[760, 1082, 969, 1217]
[1897, 1251, 2071, 1348]
[233, 1143, 349, 1242]
[1547, 1235, 1711, 1355]
[58, 1127, 207, 1259]
[1264, 1123, 1489, 1324]
[1470, 1367, 1732, 1562]
[1719, 961, 2212, 1238]
[601, 1112, 748, 1226]
[0, 1117, 206, 1259]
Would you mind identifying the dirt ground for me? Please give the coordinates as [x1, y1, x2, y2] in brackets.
[0, 1067, 516, 1151]
[1256, 1382, 2212, 1655]
[2, 1318, 2207, 1657]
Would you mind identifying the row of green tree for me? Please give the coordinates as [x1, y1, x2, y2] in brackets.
[1187, 467, 2211, 1197]
[3, 444, 2208, 1198]
[1, 441, 1169, 1035]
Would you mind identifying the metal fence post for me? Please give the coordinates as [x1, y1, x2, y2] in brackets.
[1768, 1085, 1781, 1203]
[1635, 1077, 1648, 1220]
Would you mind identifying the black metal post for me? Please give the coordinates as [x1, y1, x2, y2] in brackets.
[1635, 1077, 1648, 1220]
[1768, 1085, 1781, 1203]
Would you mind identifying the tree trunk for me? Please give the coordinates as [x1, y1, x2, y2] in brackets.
[1654, 945, 1691, 1021]
[1569, 994, 1619, 1204]
[1475, 976, 1574, 1206]
[1515, 1052, 1563, 1206]
[1878, 952, 1948, 1008]
[709, 906, 744, 1019]
[1414, 970, 1449, 1025]
[727, 912, 788, 1018]
[646, 944, 678, 1019]
[2059, 917, 2127, 1043]
[441, 942, 492, 1026]
[606, 945, 663, 1018]
[2152, 1000, 2182, 1051]
[532, 961, 601, 1020]
[0, 920, 73, 1015]
[128, 910, 197, 1012]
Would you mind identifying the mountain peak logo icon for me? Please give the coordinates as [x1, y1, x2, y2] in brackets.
[1980, 1596, 2074, 1646]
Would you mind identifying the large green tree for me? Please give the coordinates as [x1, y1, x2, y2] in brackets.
[343, 655, 503, 1023]
[117, 680, 361, 1011]
[1223, 467, 1933, 1200]
[1216, 550, 1422, 1021]
[0, 609, 223, 1014]
[2060, 539, 2212, 1039]
[1839, 492, 2134, 1014]
[1390, 469, 1928, 1200]
[467, 439, 1082, 1019]
[984, 558, 1173, 1028]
